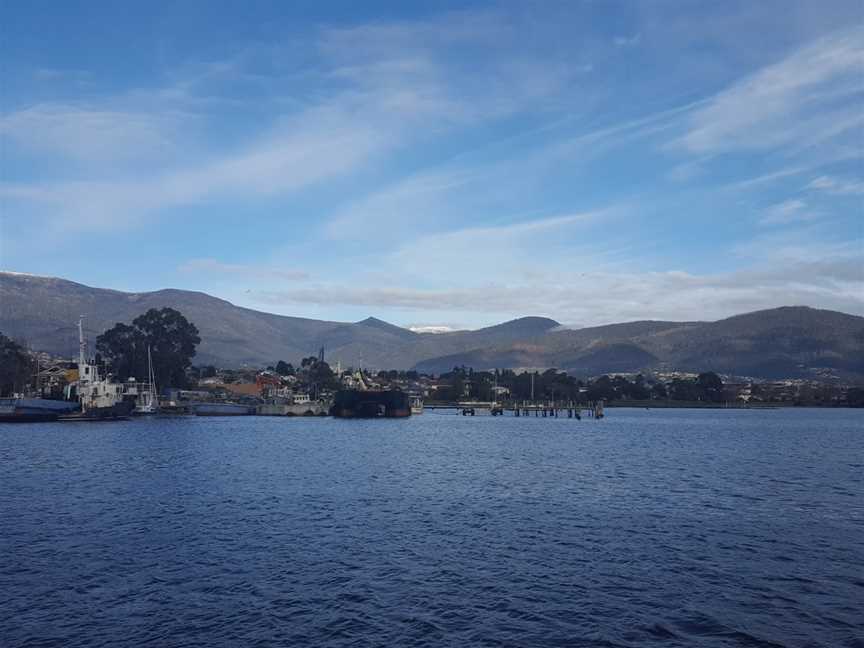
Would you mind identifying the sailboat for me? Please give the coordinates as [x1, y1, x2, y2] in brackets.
[132, 346, 159, 415]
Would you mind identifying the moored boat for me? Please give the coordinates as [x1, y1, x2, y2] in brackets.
[130, 346, 159, 415]
[331, 389, 411, 418]
[193, 402, 252, 416]
[71, 317, 136, 420]
[0, 397, 79, 423]
[410, 396, 424, 415]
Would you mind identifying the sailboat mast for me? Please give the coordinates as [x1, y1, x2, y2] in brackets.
[77, 316, 87, 384]
[148, 345, 158, 405]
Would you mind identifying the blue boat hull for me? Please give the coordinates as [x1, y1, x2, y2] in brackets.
[0, 398, 79, 423]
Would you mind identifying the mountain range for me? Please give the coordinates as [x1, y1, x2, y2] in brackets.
[2, 272, 863, 380]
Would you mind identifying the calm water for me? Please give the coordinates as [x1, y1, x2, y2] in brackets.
[1, 409, 862, 647]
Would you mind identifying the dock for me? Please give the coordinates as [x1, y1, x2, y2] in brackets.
[425, 401, 605, 419]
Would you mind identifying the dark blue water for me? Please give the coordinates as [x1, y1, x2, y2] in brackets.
[2, 409, 862, 647]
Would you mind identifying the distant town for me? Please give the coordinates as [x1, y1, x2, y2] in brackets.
[4, 311, 863, 411]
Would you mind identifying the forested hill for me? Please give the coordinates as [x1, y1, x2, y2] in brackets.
[2, 272, 863, 380]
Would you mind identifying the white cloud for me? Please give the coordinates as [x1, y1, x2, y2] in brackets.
[325, 167, 479, 240]
[613, 34, 641, 47]
[0, 103, 188, 163]
[806, 175, 864, 196]
[676, 26, 864, 154]
[759, 199, 822, 225]
[735, 227, 862, 267]
[178, 258, 309, 281]
[251, 258, 864, 325]
[385, 210, 612, 277]
[249, 214, 864, 325]
[3, 11, 586, 234]
[1, 106, 392, 232]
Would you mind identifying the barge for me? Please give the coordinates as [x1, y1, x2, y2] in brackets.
[194, 402, 252, 416]
[331, 389, 411, 418]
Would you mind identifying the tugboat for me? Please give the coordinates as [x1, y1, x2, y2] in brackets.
[60, 318, 135, 421]
[331, 389, 411, 418]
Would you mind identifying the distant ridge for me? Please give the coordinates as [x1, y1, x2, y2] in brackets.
[1, 272, 862, 380]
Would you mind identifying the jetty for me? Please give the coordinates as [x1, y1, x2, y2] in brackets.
[425, 400, 605, 419]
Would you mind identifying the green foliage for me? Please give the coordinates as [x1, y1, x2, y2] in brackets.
[845, 387, 864, 407]
[669, 372, 724, 402]
[432, 367, 726, 404]
[96, 308, 201, 388]
[0, 332, 33, 396]
[275, 360, 294, 376]
[296, 357, 339, 393]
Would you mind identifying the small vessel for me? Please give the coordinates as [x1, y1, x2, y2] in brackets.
[0, 397, 78, 423]
[131, 346, 159, 415]
[410, 396, 424, 415]
[63, 318, 135, 420]
[193, 402, 252, 416]
[255, 402, 327, 416]
[331, 389, 411, 418]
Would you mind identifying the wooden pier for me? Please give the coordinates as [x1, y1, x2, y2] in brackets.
[425, 400, 605, 419]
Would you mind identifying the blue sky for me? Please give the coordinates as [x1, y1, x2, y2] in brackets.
[1, 0, 862, 330]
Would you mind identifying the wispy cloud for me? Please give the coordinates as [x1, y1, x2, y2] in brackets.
[252, 259, 864, 325]
[613, 34, 641, 47]
[178, 258, 309, 281]
[675, 26, 864, 155]
[759, 199, 822, 226]
[806, 175, 864, 196]
[1, 106, 392, 231]
[2, 10, 587, 235]
[0, 103, 189, 163]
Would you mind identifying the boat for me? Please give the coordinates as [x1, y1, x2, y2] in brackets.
[66, 317, 136, 420]
[255, 402, 328, 416]
[331, 389, 411, 418]
[193, 402, 252, 416]
[410, 396, 424, 415]
[0, 397, 79, 423]
[131, 346, 159, 415]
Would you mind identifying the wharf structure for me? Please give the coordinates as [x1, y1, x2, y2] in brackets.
[426, 400, 605, 419]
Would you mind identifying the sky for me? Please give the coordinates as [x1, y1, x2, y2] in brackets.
[1, 0, 862, 330]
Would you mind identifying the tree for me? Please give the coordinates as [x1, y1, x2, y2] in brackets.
[651, 382, 668, 399]
[697, 372, 724, 402]
[0, 332, 34, 396]
[275, 360, 294, 376]
[95, 323, 143, 382]
[586, 375, 617, 402]
[846, 387, 864, 407]
[308, 360, 339, 390]
[669, 378, 699, 401]
[97, 308, 201, 388]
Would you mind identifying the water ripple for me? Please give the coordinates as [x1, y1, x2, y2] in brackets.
[1, 408, 863, 647]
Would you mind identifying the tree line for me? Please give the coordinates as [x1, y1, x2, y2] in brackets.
[431, 367, 727, 404]
[0, 332, 34, 396]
